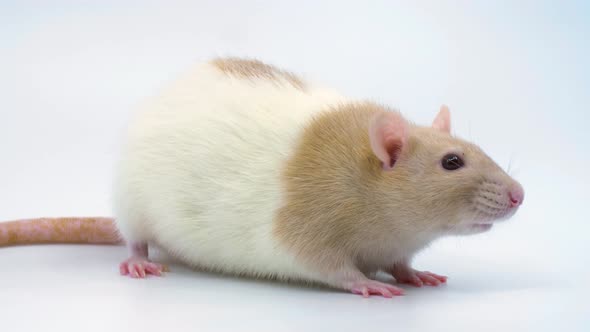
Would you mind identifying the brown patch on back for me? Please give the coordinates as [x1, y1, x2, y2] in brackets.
[211, 57, 305, 90]
[273, 102, 390, 272]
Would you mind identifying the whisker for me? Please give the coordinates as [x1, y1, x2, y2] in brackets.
[478, 202, 505, 213]
[508, 151, 518, 175]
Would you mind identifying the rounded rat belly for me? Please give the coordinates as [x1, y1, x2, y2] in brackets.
[113, 64, 346, 280]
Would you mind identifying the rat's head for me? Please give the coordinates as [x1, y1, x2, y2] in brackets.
[368, 106, 524, 235]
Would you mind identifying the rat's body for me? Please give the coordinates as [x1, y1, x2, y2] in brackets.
[114, 58, 349, 282]
[1, 58, 524, 297]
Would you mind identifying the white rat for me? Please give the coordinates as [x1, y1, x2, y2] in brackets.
[0, 57, 523, 298]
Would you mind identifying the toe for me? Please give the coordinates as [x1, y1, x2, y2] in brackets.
[145, 263, 163, 276]
[137, 264, 147, 278]
[119, 263, 129, 276]
[351, 280, 405, 298]
[130, 264, 141, 278]
[425, 272, 448, 282]
[417, 272, 441, 286]
[395, 274, 422, 287]
[131, 263, 145, 279]
[361, 287, 369, 298]
[377, 288, 393, 298]
[352, 286, 373, 298]
[388, 286, 404, 296]
[410, 275, 423, 287]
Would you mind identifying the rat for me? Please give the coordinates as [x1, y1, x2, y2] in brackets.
[0, 57, 524, 298]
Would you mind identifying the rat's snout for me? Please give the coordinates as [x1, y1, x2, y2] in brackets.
[508, 183, 524, 208]
[471, 176, 524, 224]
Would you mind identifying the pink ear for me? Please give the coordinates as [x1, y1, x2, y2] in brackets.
[432, 105, 451, 133]
[369, 111, 408, 171]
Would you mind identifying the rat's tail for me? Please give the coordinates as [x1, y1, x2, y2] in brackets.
[0, 217, 124, 247]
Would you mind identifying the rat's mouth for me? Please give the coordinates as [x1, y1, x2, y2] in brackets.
[472, 223, 493, 231]
[457, 180, 523, 235]
[470, 183, 520, 225]
[463, 205, 517, 234]
[454, 221, 494, 235]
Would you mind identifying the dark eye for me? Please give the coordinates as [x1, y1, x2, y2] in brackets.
[441, 153, 464, 171]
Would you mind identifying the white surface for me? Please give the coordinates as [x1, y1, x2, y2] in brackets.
[0, 1, 588, 331]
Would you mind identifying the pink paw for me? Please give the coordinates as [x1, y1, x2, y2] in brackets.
[396, 270, 447, 287]
[350, 280, 405, 298]
[119, 257, 167, 278]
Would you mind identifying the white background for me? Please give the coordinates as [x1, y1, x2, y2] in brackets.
[1, 1, 588, 331]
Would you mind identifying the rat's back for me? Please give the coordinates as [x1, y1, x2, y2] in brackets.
[113, 58, 346, 279]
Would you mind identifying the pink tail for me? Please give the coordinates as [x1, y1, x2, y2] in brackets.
[0, 217, 124, 247]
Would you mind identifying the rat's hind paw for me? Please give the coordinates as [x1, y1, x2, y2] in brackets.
[119, 257, 168, 278]
[349, 280, 405, 298]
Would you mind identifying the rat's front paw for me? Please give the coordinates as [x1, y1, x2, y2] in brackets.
[348, 280, 405, 298]
[392, 267, 447, 287]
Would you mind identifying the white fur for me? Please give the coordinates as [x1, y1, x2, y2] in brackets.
[113, 62, 347, 281]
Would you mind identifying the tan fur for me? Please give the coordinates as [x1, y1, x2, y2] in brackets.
[211, 57, 305, 90]
[275, 102, 399, 274]
[274, 102, 518, 276]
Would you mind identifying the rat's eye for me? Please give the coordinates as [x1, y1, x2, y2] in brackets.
[441, 153, 464, 171]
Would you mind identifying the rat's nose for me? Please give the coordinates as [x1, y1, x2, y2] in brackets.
[508, 185, 524, 207]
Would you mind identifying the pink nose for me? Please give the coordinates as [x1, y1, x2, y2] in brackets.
[508, 186, 524, 207]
